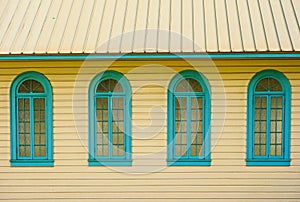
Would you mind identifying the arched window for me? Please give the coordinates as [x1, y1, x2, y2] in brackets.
[167, 70, 211, 166]
[247, 70, 291, 166]
[10, 72, 53, 166]
[88, 71, 132, 166]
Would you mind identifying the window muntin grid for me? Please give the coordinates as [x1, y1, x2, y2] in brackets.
[89, 71, 132, 166]
[95, 94, 125, 159]
[253, 78, 284, 159]
[247, 70, 290, 166]
[174, 95, 204, 159]
[17, 80, 47, 160]
[168, 70, 211, 166]
[11, 72, 53, 166]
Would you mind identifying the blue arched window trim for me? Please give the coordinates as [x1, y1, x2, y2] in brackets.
[247, 69, 291, 166]
[167, 70, 211, 166]
[10, 71, 53, 166]
[88, 70, 132, 166]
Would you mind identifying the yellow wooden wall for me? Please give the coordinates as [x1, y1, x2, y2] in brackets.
[0, 59, 300, 201]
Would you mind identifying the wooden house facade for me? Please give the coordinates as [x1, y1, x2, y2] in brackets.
[0, 0, 300, 201]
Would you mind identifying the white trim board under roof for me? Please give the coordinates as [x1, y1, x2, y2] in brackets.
[0, 0, 299, 55]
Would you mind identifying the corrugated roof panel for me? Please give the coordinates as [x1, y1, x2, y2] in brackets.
[281, 0, 300, 51]
[182, 0, 194, 53]
[204, 0, 218, 52]
[108, 0, 127, 53]
[0, 0, 299, 54]
[193, 0, 205, 52]
[0, 0, 9, 21]
[215, 0, 231, 52]
[169, 0, 182, 52]
[145, 0, 160, 53]
[270, 0, 293, 51]
[0, 0, 18, 46]
[291, 0, 300, 29]
[10, 0, 42, 54]
[248, 0, 268, 51]
[0, 0, 30, 53]
[120, 0, 137, 53]
[258, 0, 280, 51]
[236, 0, 255, 51]
[71, 0, 95, 53]
[34, 0, 62, 53]
[22, 0, 52, 54]
[132, 0, 148, 53]
[96, 0, 117, 53]
[226, 0, 243, 52]
[59, 0, 84, 53]
[47, 0, 73, 53]
[157, 0, 170, 52]
[84, 0, 105, 53]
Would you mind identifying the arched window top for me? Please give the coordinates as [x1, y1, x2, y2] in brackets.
[90, 70, 131, 95]
[11, 71, 52, 96]
[249, 69, 290, 94]
[10, 71, 53, 167]
[169, 70, 210, 95]
[96, 79, 123, 93]
[175, 78, 202, 92]
[255, 77, 282, 92]
[89, 70, 132, 166]
[247, 69, 291, 166]
[18, 79, 45, 93]
[167, 70, 211, 166]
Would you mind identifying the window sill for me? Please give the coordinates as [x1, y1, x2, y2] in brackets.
[167, 159, 211, 166]
[10, 160, 54, 167]
[246, 159, 290, 166]
[88, 159, 132, 166]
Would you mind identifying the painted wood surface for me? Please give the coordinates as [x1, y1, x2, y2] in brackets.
[0, 59, 300, 201]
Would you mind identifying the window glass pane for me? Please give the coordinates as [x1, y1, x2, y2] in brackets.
[97, 79, 123, 93]
[96, 98, 109, 157]
[254, 133, 266, 156]
[269, 78, 282, 91]
[270, 132, 282, 157]
[32, 80, 44, 93]
[254, 144, 266, 156]
[18, 98, 31, 157]
[34, 98, 46, 157]
[190, 97, 203, 157]
[18, 80, 44, 93]
[112, 97, 125, 157]
[255, 78, 269, 91]
[19, 145, 31, 157]
[191, 133, 202, 156]
[254, 96, 267, 157]
[175, 97, 187, 157]
[112, 145, 124, 156]
[189, 79, 202, 92]
[255, 78, 282, 92]
[175, 133, 187, 157]
[18, 80, 31, 93]
[176, 79, 189, 92]
[255, 97, 267, 132]
[97, 145, 108, 156]
[175, 78, 202, 92]
[271, 97, 282, 121]
[112, 133, 124, 157]
[269, 97, 283, 157]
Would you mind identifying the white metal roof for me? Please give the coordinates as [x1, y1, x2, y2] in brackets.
[0, 0, 299, 54]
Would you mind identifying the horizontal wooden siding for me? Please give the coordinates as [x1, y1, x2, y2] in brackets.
[0, 59, 300, 201]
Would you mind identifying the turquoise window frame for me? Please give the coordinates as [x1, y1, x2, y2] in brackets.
[167, 70, 211, 166]
[88, 70, 132, 166]
[247, 70, 291, 166]
[10, 71, 53, 167]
